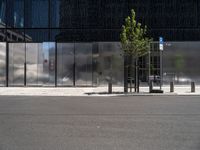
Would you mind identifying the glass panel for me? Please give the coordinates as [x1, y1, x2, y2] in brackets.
[8, 43, 25, 86]
[50, 0, 60, 28]
[25, 0, 49, 28]
[0, 42, 6, 86]
[92, 43, 99, 86]
[38, 42, 55, 86]
[25, 29, 49, 42]
[7, 0, 24, 28]
[98, 42, 124, 86]
[0, 0, 6, 27]
[163, 42, 200, 85]
[50, 29, 60, 41]
[150, 43, 160, 77]
[0, 29, 6, 41]
[6, 29, 25, 42]
[26, 43, 40, 86]
[75, 43, 92, 86]
[54, 29, 74, 42]
[57, 43, 74, 86]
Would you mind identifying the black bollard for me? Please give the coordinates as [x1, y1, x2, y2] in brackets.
[170, 82, 174, 93]
[149, 80, 153, 93]
[137, 80, 140, 93]
[108, 82, 112, 94]
[191, 82, 195, 93]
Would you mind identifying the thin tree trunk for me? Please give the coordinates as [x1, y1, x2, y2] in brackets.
[130, 55, 133, 93]
[136, 58, 138, 93]
[134, 58, 137, 92]
[124, 55, 128, 93]
[137, 58, 140, 93]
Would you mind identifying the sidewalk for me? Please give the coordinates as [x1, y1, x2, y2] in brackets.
[0, 86, 199, 96]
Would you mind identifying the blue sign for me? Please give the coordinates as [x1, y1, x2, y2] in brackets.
[159, 37, 164, 44]
[159, 37, 164, 51]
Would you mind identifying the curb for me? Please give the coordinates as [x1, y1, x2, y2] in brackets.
[86, 92, 200, 97]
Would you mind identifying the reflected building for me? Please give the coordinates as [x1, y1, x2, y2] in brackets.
[0, 22, 32, 41]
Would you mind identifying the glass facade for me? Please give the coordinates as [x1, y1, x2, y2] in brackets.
[0, 42, 124, 87]
[1, 0, 200, 41]
[1, 41, 200, 87]
[149, 42, 200, 85]
[1, 0, 200, 87]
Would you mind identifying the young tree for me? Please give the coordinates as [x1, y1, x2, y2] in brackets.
[120, 9, 152, 93]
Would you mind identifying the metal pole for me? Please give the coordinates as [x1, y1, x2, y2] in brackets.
[160, 48, 163, 90]
[6, 42, 9, 87]
[24, 43, 26, 87]
[73, 43, 75, 86]
[148, 44, 151, 85]
[55, 42, 57, 87]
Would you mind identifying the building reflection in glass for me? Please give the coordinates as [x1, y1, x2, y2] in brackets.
[0, 42, 6, 86]
[0, 0, 6, 25]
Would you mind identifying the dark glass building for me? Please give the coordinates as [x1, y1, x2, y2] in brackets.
[0, 0, 199, 87]
[1, 0, 200, 42]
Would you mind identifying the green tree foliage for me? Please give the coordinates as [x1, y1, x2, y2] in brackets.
[120, 9, 152, 58]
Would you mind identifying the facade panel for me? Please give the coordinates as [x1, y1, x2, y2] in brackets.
[8, 43, 25, 86]
[163, 42, 200, 84]
[57, 43, 74, 86]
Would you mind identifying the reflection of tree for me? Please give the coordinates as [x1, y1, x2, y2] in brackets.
[174, 54, 184, 83]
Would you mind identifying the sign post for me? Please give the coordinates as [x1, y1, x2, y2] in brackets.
[159, 37, 164, 89]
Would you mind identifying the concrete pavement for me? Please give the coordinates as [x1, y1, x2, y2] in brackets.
[0, 86, 200, 96]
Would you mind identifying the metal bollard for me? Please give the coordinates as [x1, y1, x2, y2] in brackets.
[191, 82, 195, 93]
[149, 80, 153, 93]
[137, 80, 140, 93]
[108, 82, 112, 94]
[170, 82, 174, 93]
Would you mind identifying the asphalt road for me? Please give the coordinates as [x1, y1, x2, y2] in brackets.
[0, 96, 200, 150]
